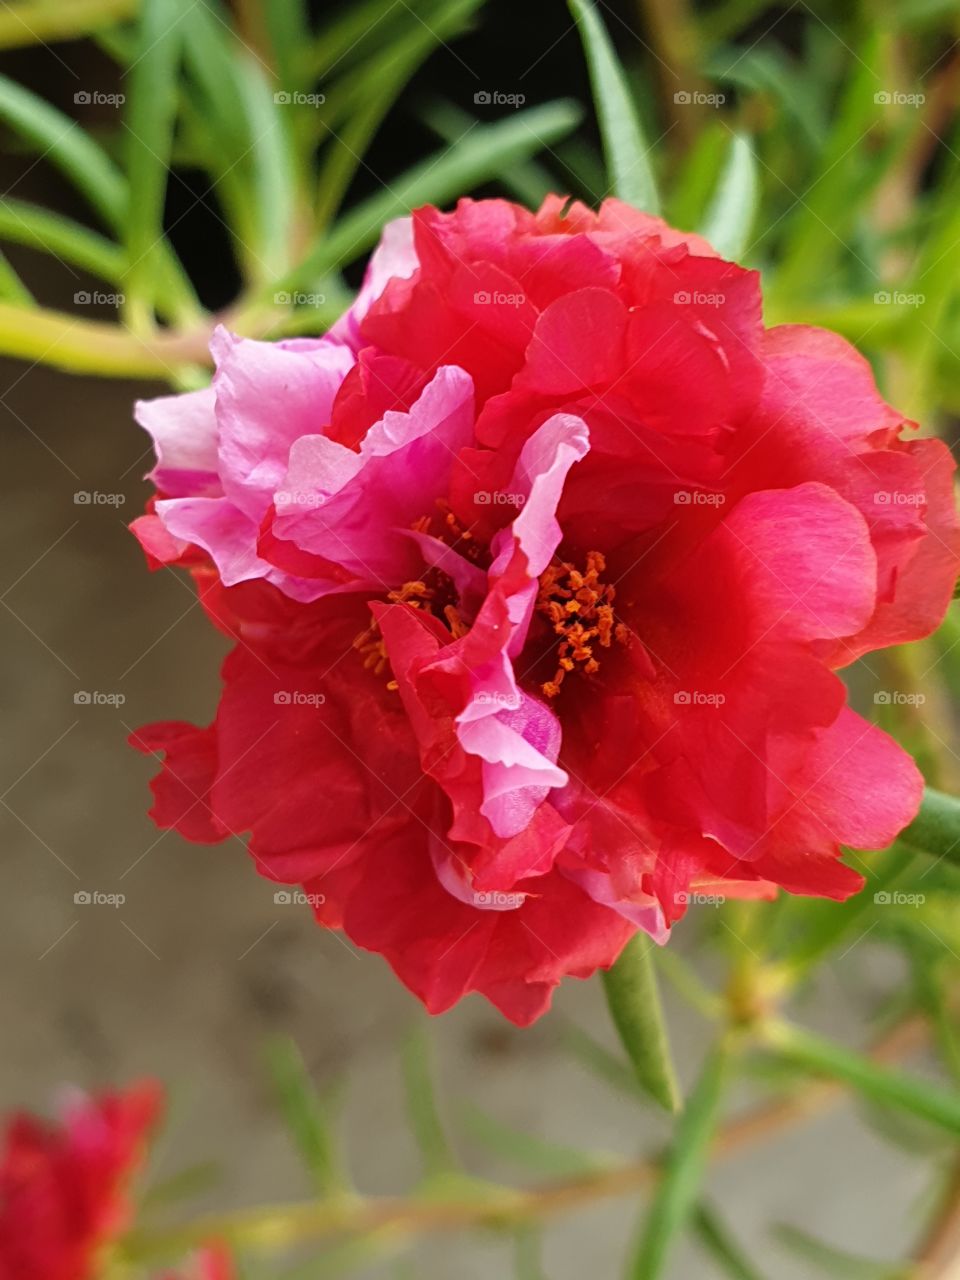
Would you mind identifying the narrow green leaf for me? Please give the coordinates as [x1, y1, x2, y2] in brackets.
[0, 249, 32, 304]
[273, 100, 581, 292]
[601, 936, 680, 1113]
[122, 0, 186, 324]
[314, 0, 483, 232]
[180, 1, 251, 156]
[858, 1092, 955, 1158]
[561, 1021, 649, 1101]
[665, 121, 728, 232]
[177, 1, 266, 267]
[401, 1025, 455, 1179]
[0, 74, 125, 226]
[259, 0, 310, 93]
[460, 1102, 611, 1177]
[265, 1037, 347, 1197]
[513, 1228, 546, 1280]
[0, 199, 124, 285]
[894, 141, 960, 418]
[307, 0, 409, 83]
[233, 56, 299, 281]
[419, 98, 555, 208]
[699, 133, 758, 260]
[694, 1201, 767, 1280]
[774, 1223, 909, 1279]
[0, 0, 136, 50]
[631, 1041, 731, 1279]
[909, 940, 960, 1084]
[568, 0, 659, 213]
[778, 844, 914, 974]
[764, 1020, 960, 1135]
[0, 38, 196, 322]
[92, 23, 138, 64]
[705, 46, 825, 150]
[902, 787, 960, 867]
[653, 947, 723, 1020]
[768, 33, 893, 303]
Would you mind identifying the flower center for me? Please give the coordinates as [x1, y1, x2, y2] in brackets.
[536, 550, 629, 698]
[353, 569, 467, 689]
[353, 500, 485, 686]
[411, 498, 485, 564]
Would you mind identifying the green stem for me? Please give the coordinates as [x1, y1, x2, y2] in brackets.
[900, 787, 960, 867]
[631, 1037, 734, 1279]
[0, 0, 136, 50]
[0, 301, 211, 378]
[763, 1020, 960, 1134]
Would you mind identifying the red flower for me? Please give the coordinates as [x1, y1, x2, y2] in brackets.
[0, 1081, 161, 1280]
[132, 197, 959, 1025]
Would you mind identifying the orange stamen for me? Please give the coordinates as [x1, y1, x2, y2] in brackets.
[536, 550, 628, 697]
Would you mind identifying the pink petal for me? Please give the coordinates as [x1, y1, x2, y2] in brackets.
[210, 326, 354, 520]
[272, 365, 475, 587]
[134, 386, 219, 496]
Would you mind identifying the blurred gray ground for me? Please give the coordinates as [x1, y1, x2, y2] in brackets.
[0, 359, 935, 1278]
